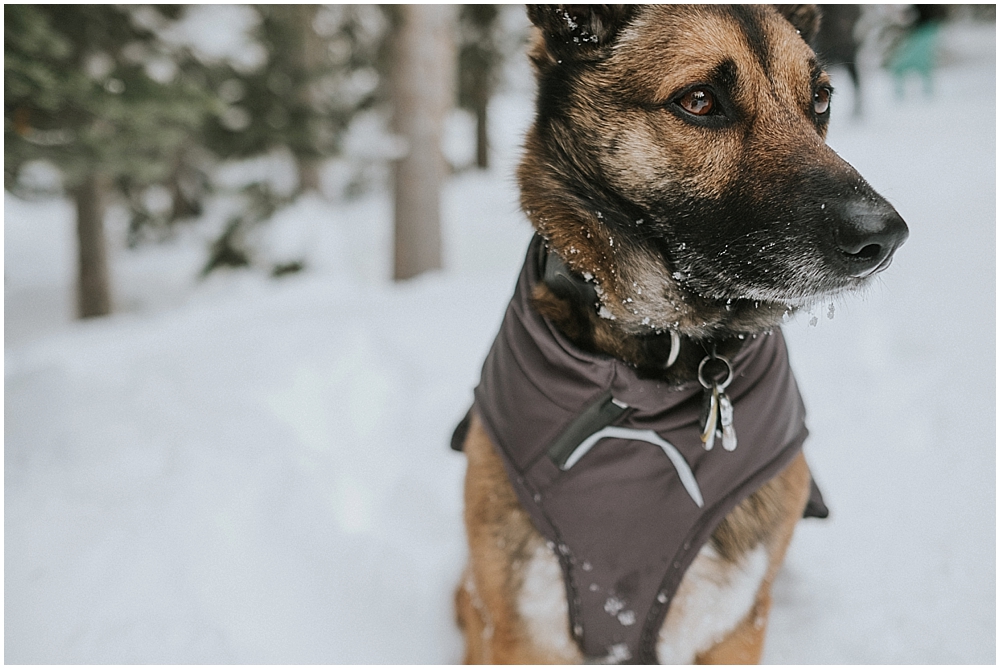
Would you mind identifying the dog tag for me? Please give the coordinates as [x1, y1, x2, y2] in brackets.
[718, 390, 737, 451]
[698, 351, 735, 453]
[700, 384, 719, 451]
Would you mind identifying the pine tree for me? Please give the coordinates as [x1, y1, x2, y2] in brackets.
[199, 5, 386, 191]
[193, 5, 388, 275]
[4, 5, 213, 317]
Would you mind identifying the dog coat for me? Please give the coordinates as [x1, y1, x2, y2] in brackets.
[468, 235, 811, 662]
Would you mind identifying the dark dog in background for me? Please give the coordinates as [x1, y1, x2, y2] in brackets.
[812, 5, 862, 116]
[812, 5, 863, 115]
[454, 5, 907, 663]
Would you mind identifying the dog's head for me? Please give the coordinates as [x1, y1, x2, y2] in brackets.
[520, 5, 908, 337]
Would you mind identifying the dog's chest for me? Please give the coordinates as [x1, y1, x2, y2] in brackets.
[517, 539, 769, 663]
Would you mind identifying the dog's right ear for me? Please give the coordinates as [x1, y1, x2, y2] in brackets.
[526, 5, 636, 64]
[773, 5, 821, 44]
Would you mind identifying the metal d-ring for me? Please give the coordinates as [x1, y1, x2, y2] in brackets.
[698, 353, 733, 390]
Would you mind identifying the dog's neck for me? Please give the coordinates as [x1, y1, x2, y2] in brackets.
[533, 244, 750, 386]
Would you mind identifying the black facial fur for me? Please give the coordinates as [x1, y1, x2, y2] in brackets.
[729, 5, 772, 75]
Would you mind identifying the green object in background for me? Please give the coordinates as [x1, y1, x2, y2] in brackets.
[888, 22, 942, 97]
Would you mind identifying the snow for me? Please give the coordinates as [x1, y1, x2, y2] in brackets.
[160, 5, 265, 72]
[4, 20, 995, 664]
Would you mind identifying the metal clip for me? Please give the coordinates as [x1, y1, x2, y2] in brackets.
[698, 352, 736, 452]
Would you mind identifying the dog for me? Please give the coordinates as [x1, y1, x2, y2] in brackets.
[453, 5, 907, 664]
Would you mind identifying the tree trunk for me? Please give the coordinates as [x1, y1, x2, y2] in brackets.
[458, 5, 498, 171]
[391, 5, 456, 281]
[298, 159, 322, 194]
[292, 4, 324, 194]
[74, 173, 112, 318]
[169, 146, 203, 221]
[474, 91, 489, 170]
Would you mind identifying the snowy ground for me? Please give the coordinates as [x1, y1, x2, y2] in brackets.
[4, 20, 995, 665]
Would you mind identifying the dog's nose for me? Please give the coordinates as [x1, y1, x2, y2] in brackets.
[833, 199, 909, 278]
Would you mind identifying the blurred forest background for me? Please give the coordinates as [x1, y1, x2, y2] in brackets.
[6, 4, 993, 322]
[5, 4, 521, 318]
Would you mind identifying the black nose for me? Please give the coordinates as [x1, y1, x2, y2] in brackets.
[833, 199, 909, 277]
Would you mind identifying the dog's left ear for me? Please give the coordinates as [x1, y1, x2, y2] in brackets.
[773, 4, 821, 43]
[526, 5, 636, 63]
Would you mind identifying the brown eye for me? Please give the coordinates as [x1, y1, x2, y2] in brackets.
[679, 88, 715, 116]
[813, 87, 831, 114]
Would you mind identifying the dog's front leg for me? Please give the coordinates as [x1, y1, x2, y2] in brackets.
[693, 586, 773, 664]
[458, 412, 582, 664]
[694, 453, 812, 664]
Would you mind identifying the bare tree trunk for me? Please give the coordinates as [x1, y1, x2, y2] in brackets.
[74, 173, 111, 318]
[298, 156, 322, 195]
[293, 4, 324, 194]
[474, 91, 489, 170]
[391, 5, 456, 281]
[169, 145, 203, 221]
[458, 5, 499, 170]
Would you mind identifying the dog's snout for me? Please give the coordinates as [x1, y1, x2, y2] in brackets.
[833, 199, 909, 278]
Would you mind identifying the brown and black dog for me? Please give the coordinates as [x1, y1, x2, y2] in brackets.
[455, 5, 907, 664]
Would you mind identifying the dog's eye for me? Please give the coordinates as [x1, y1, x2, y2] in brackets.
[678, 88, 715, 116]
[813, 87, 831, 115]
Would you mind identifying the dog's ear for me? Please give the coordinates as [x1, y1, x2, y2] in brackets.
[526, 5, 636, 63]
[773, 4, 821, 43]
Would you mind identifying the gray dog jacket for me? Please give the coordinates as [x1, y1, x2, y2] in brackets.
[466, 235, 812, 663]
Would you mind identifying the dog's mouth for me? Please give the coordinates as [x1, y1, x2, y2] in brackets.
[651, 233, 904, 317]
[653, 191, 910, 308]
[567, 171, 909, 334]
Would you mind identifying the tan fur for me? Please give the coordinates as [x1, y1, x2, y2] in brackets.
[458, 412, 583, 663]
[695, 452, 810, 663]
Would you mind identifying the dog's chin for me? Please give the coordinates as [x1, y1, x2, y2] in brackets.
[683, 250, 897, 307]
[589, 241, 898, 337]
[616, 269, 884, 336]
[596, 283, 794, 338]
